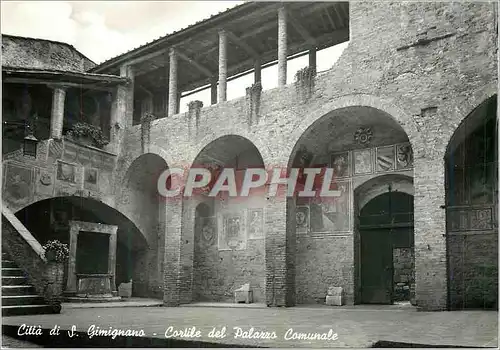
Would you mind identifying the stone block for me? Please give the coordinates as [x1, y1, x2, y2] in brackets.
[325, 295, 343, 306]
[234, 283, 253, 303]
[118, 280, 133, 298]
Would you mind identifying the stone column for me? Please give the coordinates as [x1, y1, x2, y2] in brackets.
[106, 66, 132, 153]
[168, 48, 178, 116]
[309, 47, 317, 72]
[65, 225, 79, 294]
[210, 78, 218, 105]
[108, 228, 118, 295]
[50, 87, 66, 139]
[265, 196, 295, 307]
[277, 6, 287, 87]
[413, 156, 448, 310]
[218, 29, 227, 102]
[163, 187, 184, 306]
[254, 59, 261, 84]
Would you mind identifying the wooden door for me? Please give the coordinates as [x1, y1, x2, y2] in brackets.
[360, 228, 393, 304]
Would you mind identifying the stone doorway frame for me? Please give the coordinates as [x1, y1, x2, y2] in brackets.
[65, 220, 118, 296]
[353, 174, 414, 305]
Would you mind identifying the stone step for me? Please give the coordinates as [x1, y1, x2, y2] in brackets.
[2, 295, 45, 306]
[1, 285, 37, 296]
[2, 267, 25, 276]
[2, 260, 17, 268]
[2, 276, 28, 286]
[2, 304, 57, 317]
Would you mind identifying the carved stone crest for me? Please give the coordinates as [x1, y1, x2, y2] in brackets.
[354, 127, 373, 145]
[39, 172, 52, 186]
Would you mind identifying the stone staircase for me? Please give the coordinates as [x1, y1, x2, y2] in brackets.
[2, 252, 54, 316]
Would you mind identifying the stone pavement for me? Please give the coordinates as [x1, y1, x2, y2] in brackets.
[2, 305, 498, 348]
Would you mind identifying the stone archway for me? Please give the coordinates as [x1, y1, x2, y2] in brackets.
[14, 196, 148, 298]
[353, 175, 414, 305]
[287, 105, 414, 305]
[180, 135, 267, 304]
[445, 95, 498, 310]
[119, 152, 169, 298]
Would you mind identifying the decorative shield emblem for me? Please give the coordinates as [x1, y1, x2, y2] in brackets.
[201, 217, 215, 244]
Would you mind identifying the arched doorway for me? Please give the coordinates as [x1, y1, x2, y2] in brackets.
[120, 152, 169, 298]
[445, 95, 498, 310]
[15, 196, 148, 296]
[287, 106, 414, 305]
[357, 190, 414, 304]
[183, 135, 266, 303]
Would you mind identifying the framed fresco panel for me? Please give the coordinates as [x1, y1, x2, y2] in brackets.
[396, 143, 414, 170]
[296, 206, 310, 233]
[376, 146, 395, 172]
[247, 208, 264, 239]
[354, 149, 373, 175]
[218, 212, 246, 251]
[331, 152, 350, 178]
[57, 160, 76, 183]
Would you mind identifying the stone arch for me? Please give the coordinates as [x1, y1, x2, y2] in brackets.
[117, 152, 170, 298]
[444, 93, 498, 310]
[187, 131, 270, 170]
[354, 174, 414, 212]
[286, 101, 415, 306]
[180, 134, 267, 304]
[442, 84, 497, 157]
[287, 94, 420, 163]
[14, 196, 149, 296]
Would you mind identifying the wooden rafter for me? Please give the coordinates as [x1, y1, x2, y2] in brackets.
[287, 10, 316, 45]
[3, 77, 115, 91]
[123, 48, 168, 68]
[225, 30, 258, 59]
[324, 8, 337, 31]
[176, 49, 213, 78]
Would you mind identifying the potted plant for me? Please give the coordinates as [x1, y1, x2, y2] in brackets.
[66, 122, 108, 148]
[43, 240, 70, 312]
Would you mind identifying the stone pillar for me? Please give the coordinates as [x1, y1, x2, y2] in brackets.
[211, 79, 217, 105]
[277, 6, 287, 87]
[254, 59, 261, 84]
[309, 47, 316, 72]
[413, 156, 448, 310]
[218, 29, 227, 102]
[108, 229, 118, 295]
[106, 66, 132, 153]
[168, 48, 178, 116]
[265, 195, 295, 307]
[65, 224, 79, 294]
[50, 87, 66, 139]
[163, 188, 184, 306]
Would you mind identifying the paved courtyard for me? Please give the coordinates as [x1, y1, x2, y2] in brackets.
[2, 304, 498, 348]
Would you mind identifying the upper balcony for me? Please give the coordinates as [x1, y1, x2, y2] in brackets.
[89, 2, 349, 123]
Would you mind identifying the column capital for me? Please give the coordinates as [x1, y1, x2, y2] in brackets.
[169, 47, 177, 57]
[46, 84, 68, 92]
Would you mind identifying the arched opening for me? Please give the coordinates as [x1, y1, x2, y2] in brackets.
[356, 187, 414, 304]
[288, 106, 414, 305]
[445, 95, 498, 310]
[120, 153, 169, 298]
[15, 196, 148, 297]
[184, 135, 266, 303]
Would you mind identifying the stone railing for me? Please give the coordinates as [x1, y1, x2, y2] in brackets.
[2, 203, 64, 313]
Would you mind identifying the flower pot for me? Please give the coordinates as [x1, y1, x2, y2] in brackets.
[45, 250, 57, 262]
